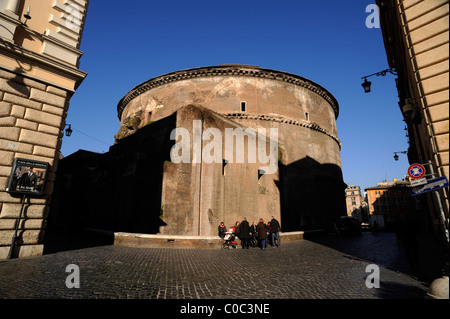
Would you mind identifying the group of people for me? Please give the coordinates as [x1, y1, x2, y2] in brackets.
[218, 216, 281, 250]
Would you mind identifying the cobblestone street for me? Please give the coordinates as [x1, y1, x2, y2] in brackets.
[1, 231, 444, 304]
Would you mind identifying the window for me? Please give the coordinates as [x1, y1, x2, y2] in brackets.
[240, 101, 246, 112]
[305, 112, 309, 122]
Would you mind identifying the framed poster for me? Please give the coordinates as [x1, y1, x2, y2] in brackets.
[6, 158, 49, 197]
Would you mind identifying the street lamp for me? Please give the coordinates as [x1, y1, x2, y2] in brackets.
[393, 151, 407, 161]
[361, 78, 372, 93]
[65, 124, 73, 137]
[361, 68, 397, 93]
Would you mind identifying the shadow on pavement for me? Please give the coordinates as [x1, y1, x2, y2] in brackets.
[375, 281, 427, 299]
[306, 231, 448, 284]
[43, 227, 114, 255]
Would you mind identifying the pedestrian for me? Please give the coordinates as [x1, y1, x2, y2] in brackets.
[218, 222, 227, 240]
[239, 218, 250, 249]
[250, 221, 258, 247]
[256, 218, 268, 250]
[234, 221, 240, 237]
[396, 214, 420, 272]
[269, 216, 281, 247]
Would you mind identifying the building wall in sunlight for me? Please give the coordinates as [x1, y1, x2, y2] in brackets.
[0, 0, 89, 258]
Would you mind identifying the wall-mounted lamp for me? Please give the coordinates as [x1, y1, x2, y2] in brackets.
[65, 124, 73, 137]
[22, 5, 31, 25]
[402, 97, 423, 125]
[361, 68, 397, 93]
[393, 151, 407, 161]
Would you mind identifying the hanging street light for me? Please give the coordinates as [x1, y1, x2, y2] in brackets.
[393, 151, 407, 161]
[65, 124, 73, 137]
[361, 68, 397, 93]
[361, 78, 372, 93]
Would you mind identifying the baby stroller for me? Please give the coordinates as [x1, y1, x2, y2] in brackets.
[221, 226, 238, 249]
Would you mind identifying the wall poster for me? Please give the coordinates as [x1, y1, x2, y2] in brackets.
[6, 158, 49, 197]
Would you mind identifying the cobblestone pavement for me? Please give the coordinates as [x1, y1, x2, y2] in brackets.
[1, 232, 441, 302]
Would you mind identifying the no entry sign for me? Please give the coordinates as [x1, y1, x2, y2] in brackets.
[408, 163, 425, 179]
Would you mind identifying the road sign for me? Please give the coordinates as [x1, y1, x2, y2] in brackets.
[408, 163, 425, 179]
[412, 176, 449, 196]
[410, 177, 427, 187]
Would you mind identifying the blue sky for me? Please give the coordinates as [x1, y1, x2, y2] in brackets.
[61, 0, 411, 192]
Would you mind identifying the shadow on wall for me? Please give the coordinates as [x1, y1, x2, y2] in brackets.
[276, 156, 347, 232]
[48, 112, 347, 243]
[47, 114, 177, 239]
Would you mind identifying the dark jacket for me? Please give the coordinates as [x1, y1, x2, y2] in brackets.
[234, 224, 240, 238]
[256, 222, 268, 240]
[239, 220, 250, 239]
[250, 224, 258, 237]
[218, 225, 226, 237]
[270, 218, 280, 233]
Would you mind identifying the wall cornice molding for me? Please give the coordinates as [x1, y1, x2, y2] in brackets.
[222, 112, 342, 149]
[117, 65, 339, 120]
[0, 39, 87, 90]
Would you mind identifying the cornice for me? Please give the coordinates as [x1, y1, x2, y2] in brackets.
[117, 65, 339, 120]
[222, 112, 342, 149]
[0, 38, 87, 90]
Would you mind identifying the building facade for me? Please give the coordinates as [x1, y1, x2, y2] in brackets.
[0, 0, 89, 258]
[50, 65, 347, 238]
[365, 178, 421, 230]
[377, 0, 448, 243]
[345, 185, 367, 222]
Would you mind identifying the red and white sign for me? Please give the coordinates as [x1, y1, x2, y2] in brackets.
[408, 163, 425, 179]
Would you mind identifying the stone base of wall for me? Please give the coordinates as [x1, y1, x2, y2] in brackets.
[113, 231, 305, 249]
[0, 243, 43, 259]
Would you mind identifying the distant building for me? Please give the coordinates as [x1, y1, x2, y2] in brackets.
[0, 0, 89, 258]
[365, 178, 420, 230]
[345, 185, 368, 222]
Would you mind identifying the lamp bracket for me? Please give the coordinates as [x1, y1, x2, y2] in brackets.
[361, 68, 397, 80]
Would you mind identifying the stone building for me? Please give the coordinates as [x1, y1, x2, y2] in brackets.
[345, 185, 368, 222]
[376, 0, 448, 243]
[0, 0, 89, 258]
[50, 65, 347, 238]
[365, 178, 421, 230]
